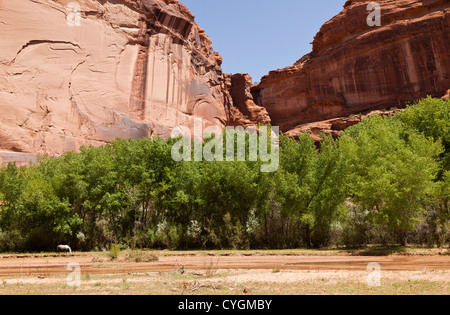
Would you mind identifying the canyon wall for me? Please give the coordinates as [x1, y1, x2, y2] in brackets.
[0, 0, 449, 163]
[253, 0, 450, 132]
[0, 0, 234, 158]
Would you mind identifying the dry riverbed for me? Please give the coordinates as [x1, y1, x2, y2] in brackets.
[0, 249, 448, 295]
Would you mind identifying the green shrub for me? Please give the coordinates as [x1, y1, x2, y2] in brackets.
[108, 244, 122, 260]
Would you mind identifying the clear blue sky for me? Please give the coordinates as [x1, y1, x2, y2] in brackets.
[181, 0, 347, 82]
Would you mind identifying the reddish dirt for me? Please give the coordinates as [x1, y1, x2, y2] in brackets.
[0, 254, 449, 277]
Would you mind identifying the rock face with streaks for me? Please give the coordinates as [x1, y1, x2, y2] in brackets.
[252, 0, 450, 132]
[0, 0, 229, 157]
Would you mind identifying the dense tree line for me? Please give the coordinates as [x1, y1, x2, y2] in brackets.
[0, 97, 448, 252]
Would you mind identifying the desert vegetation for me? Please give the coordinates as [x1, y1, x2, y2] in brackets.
[0, 97, 448, 252]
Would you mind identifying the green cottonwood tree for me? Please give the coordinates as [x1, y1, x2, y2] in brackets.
[340, 116, 443, 245]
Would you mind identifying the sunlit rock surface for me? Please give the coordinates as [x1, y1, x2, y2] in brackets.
[253, 0, 450, 132]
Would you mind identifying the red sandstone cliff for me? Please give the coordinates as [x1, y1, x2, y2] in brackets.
[0, 0, 234, 160]
[252, 0, 450, 132]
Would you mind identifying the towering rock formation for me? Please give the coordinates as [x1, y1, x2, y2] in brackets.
[252, 0, 450, 132]
[0, 0, 230, 158]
